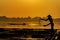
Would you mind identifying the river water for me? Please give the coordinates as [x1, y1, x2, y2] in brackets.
[0, 21, 60, 40]
[0, 21, 60, 29]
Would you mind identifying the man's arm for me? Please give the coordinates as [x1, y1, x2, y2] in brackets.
[43, 23, 50, 26]
[40, 18, 48, 21]
[45, 19, 48, 21]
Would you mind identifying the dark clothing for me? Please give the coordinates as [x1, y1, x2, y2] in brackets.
[48, 16, 54, 30]
[40, 15, 54, 30]
[40, 15, 54, 40]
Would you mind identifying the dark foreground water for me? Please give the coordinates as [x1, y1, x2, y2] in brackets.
[0, 28, 60, 40]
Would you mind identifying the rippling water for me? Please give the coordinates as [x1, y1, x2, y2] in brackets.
[0, 21, 60, 40]
[0, 21, 60, 29]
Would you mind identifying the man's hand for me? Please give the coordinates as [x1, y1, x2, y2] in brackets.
[43, 25, 47, 27]
[40, 18, 44, 20]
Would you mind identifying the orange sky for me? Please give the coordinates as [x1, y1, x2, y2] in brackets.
[0, 0, 60, 18]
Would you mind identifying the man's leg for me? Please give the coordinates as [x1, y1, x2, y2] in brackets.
[50, 24, 54, 40]
[51, 24, 54, 31]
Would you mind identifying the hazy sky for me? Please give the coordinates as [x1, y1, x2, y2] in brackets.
[0, 0, 60, 18]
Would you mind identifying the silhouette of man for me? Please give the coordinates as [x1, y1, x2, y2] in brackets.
[40, 15, 54, 40]
[40, 15, 54, 30]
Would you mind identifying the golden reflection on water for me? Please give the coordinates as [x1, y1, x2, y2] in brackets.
[0, 23, 60, 29]
[0, 21, 60, 29]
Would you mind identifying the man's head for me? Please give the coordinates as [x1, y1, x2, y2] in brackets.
[47, 14, 51, 17]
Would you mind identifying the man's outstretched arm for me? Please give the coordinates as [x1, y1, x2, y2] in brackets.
[40, 18, 48, 21]
[45, 19, 48, 21]
[43, 23, 50, 26]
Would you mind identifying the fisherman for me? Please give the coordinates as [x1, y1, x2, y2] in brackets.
[40, 15, 54, 40]
[40, 14, 54, 30]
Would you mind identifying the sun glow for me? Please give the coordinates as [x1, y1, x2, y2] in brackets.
[0, 0, 60, 18]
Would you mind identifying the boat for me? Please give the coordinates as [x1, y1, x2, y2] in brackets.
[8, 23, 26, 25]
